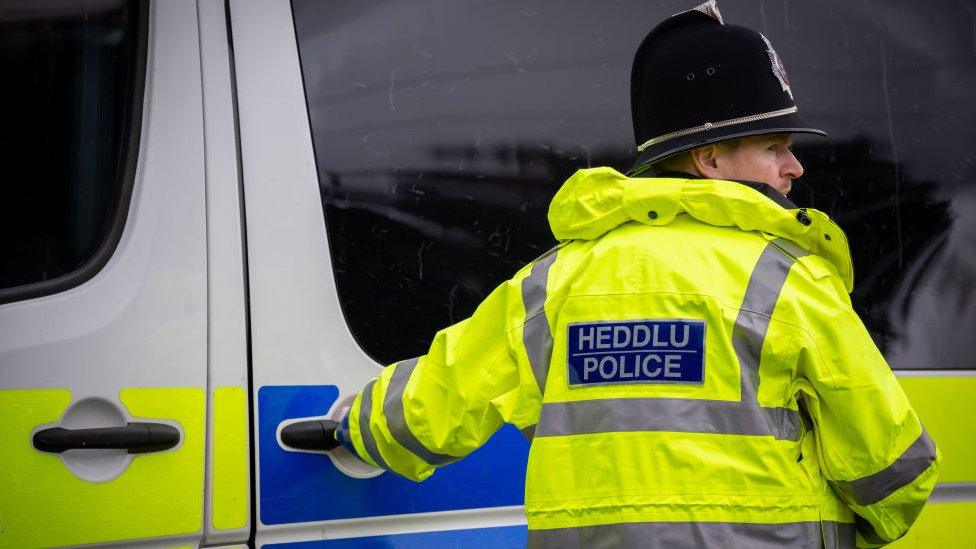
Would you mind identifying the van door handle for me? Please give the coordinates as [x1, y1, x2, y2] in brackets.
[280, 419, 339, 451]
[32, 422, 180, 454]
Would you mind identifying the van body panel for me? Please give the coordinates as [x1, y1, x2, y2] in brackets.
[0, 1, 209, 546]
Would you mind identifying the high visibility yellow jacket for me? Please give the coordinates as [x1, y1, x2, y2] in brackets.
[342, 167, 940, 548]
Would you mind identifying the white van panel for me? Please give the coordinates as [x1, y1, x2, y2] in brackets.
[230, 0, 381, 392]
[0, 1, 209, 547]
[0, 0, 207, 395]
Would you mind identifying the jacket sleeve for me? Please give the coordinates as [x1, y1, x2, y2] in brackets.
[339, 258, 549, 481]
[791, 263, 941, 547]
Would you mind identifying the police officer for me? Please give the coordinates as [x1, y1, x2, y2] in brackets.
[324, 2, 940, 547]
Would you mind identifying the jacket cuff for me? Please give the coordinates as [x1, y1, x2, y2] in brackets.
[334, 413, 362, 458]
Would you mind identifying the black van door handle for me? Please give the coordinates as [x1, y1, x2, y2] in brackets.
[33, 422, 180, 454]
[280, 419, 339, 451]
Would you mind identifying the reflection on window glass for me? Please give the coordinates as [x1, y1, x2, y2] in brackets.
[0, 0, 141, 293]
[292, 0, 976, 369]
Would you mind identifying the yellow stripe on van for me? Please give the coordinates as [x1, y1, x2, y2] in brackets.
[890, 501, 976, 548]
[212, 386, 249, 530]
[898, 376, 976, 483]
[893, 376, 975, 547]
[0, 388, 204, 547]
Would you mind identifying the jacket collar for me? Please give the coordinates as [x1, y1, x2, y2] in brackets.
[651, 170, 798, 210]
[548, 167, 853, 291]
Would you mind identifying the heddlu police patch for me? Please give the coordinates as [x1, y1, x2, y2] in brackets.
[567, 319, 705, 386]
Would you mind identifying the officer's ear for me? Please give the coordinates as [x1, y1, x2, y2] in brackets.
[690, 144, 724, 179]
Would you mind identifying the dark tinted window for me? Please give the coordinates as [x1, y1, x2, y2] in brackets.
[293, 0, 976, 369]
[0, 0, 145, 298]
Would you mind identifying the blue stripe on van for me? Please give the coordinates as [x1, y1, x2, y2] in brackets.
[264, 524, 527, 548]
[258, 385, 528, 524]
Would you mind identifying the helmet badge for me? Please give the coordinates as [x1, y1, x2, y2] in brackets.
[688, 0, 724, 23]
[760, 34, 793, 100]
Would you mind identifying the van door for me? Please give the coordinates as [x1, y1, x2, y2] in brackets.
[230, 1, 976, 547]
[0, 1, 211, 547]
[231, 2, 530, 546]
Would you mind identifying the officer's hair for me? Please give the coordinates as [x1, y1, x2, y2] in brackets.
[644, 150, 695, 177]
[644, 139, 741, 177]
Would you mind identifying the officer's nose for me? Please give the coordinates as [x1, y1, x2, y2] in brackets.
[783, 149, 804, 180]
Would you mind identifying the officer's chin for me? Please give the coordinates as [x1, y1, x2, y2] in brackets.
[773, 179, 792, 196]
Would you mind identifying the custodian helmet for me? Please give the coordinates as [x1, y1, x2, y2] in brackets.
[629, 0, 825, 175]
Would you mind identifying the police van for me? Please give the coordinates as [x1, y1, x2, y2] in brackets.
[1, 1, 973, 547]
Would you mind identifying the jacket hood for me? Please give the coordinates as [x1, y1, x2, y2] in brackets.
[548, 167, 853, 291]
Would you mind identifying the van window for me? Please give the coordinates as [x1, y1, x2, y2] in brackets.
[292, 1, 975, 369]
[0, 0, 145, 301]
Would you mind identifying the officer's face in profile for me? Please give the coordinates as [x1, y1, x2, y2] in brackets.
[693, 133, 804, 195]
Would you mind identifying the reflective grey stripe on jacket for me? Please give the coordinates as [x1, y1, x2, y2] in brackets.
[732, 238, 808, 434]
[832, 429, 937, 506]
[527, 520, 855, 549]
[382, 357, 459, 466]
[521, 249, 559, 396]
[533, 238, 805, 440]
[356, 379, 390, 470]
[537, 395, 798, 438]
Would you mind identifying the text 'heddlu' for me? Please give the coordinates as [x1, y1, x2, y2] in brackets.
[567, 319, 705, 386]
